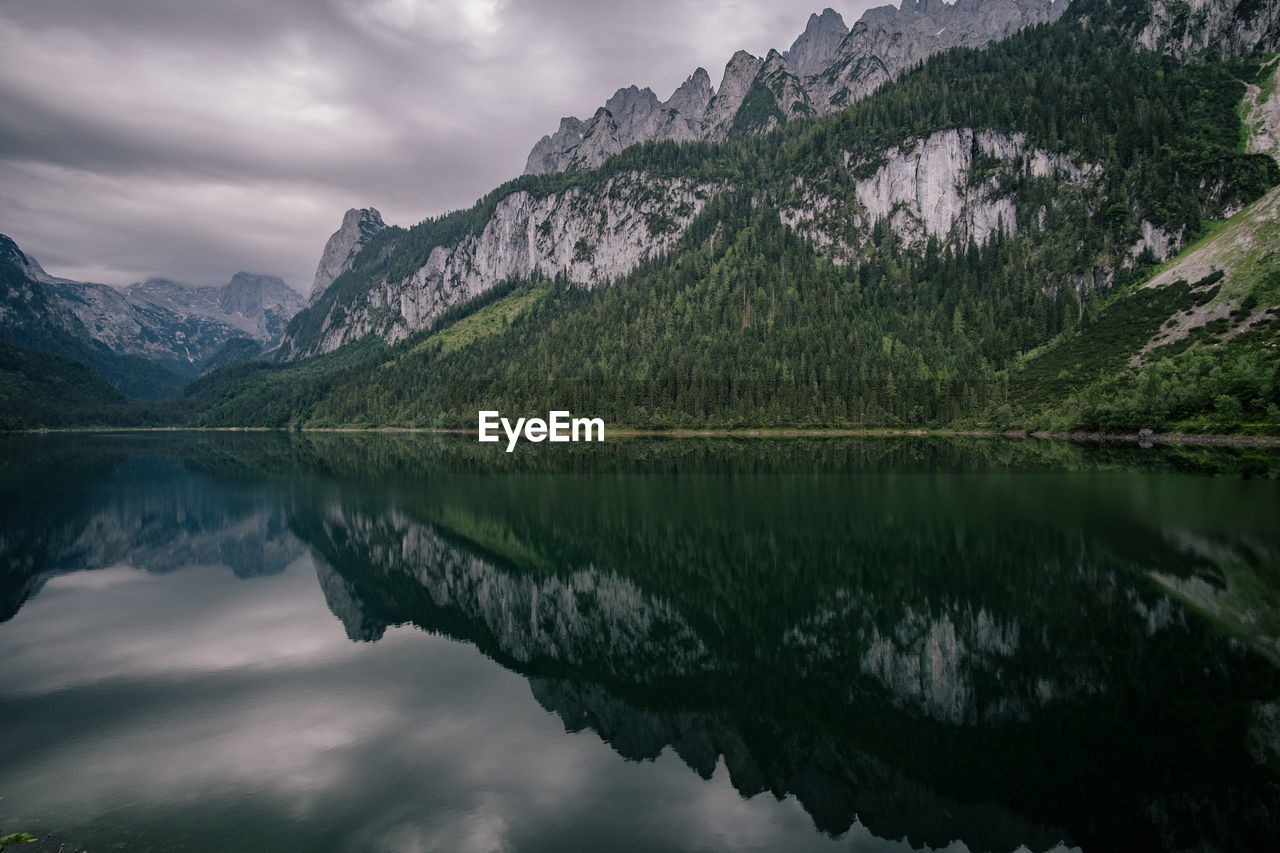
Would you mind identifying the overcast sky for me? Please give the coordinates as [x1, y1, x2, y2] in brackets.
[0, 0, 881, 293]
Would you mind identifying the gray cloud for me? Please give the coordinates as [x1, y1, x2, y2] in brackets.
[0, 0, 878, 291]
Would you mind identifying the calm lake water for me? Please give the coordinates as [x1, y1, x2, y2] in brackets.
[2, 433, 1279, 852]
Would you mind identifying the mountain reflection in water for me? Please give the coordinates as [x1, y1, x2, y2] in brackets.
[2, 432, 1279, 852]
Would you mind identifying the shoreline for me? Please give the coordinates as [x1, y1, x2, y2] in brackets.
[9, 425, 1280, 447]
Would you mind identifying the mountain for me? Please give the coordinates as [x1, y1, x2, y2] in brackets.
[2, 234, 192, 400]
[783, 7, 850, 76]
[309, 207, 387, 301]
[273, 0, 1273, 355]
[1124, 0, 1280, 58]
[0, 449, 305, 621]
[32, 0, 1279, 433]
[524, 0, 1069, 176]
[123, 272, 303, 348]
[2, 233, 305, 405]
[283, 172, 718, 358]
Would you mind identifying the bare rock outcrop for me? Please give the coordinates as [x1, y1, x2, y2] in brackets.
[309, 207, 387, 301]
[523, 1, 1068, 175]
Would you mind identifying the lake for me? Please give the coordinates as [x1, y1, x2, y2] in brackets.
[1, 432, 1279, 852]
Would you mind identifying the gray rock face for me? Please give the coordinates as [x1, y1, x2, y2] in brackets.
[803, 0, 1068, 112]
[700, 50, 767, 142]
[524, 70, 714, 175]
[524, 0, 1068, 174]
[287, 171, 718, 358]
[0, 234, 87, 345]
[783, 7, 850, 76]
[10, 243, 61, 285]
[126, 273, 302, 344]
[1132, 0, 1280, 59]
[780, 124, 1185, 269]
[309, 207, 387, 300]
[756, 50, 813, 126]
[220, 272, 302, 341]
[523, 117, 588, 175]
[666, 66, 715, 127]
[780, 128, 1104, 261]
[23, 268, 305, 374]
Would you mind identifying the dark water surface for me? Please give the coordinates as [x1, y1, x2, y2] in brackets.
[2, 433, 1280, 852]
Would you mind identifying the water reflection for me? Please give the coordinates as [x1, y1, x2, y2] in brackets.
[0, 450, 303, 621]
[2, 432, 1279, 852]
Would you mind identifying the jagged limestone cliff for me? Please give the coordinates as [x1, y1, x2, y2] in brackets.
[300, 501, 713, 680]
[1128, 0, 1280, 58]
[525, 72, 715, 175]
[286, 172, 718, 357]
[309, 207, 387, 301]
[524, 0, 1068, 175]
[781, 129, 1103, 260]
[527, 675, 1071, 848]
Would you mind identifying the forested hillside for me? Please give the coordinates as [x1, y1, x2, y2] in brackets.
[0, 337, 154, 430]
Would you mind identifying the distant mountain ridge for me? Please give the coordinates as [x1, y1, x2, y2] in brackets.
[1, 233, 304, 398]
[524, 0, 1070, 175]
[124, 273, 302, 346]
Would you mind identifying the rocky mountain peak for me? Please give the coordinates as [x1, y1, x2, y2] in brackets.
[783, 7, 850, 76]
[344, 206, 385, 234]
[309, 207, 387, 300]
[221, 272, 298, 318]
[702, 50, 766, 141]
[667, 67, 714, 117]
[3, 240, 61, 285]
[524, 116, 589, 174]
[0, 233, 20, 260]
[524, 69, 719, 176]
[125, 272, 303, 346]
[3, 230, 306, 393]
[604, 85, 661, 124]
[523, 1, 1068, 174]
[128, 278, 188, 301]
